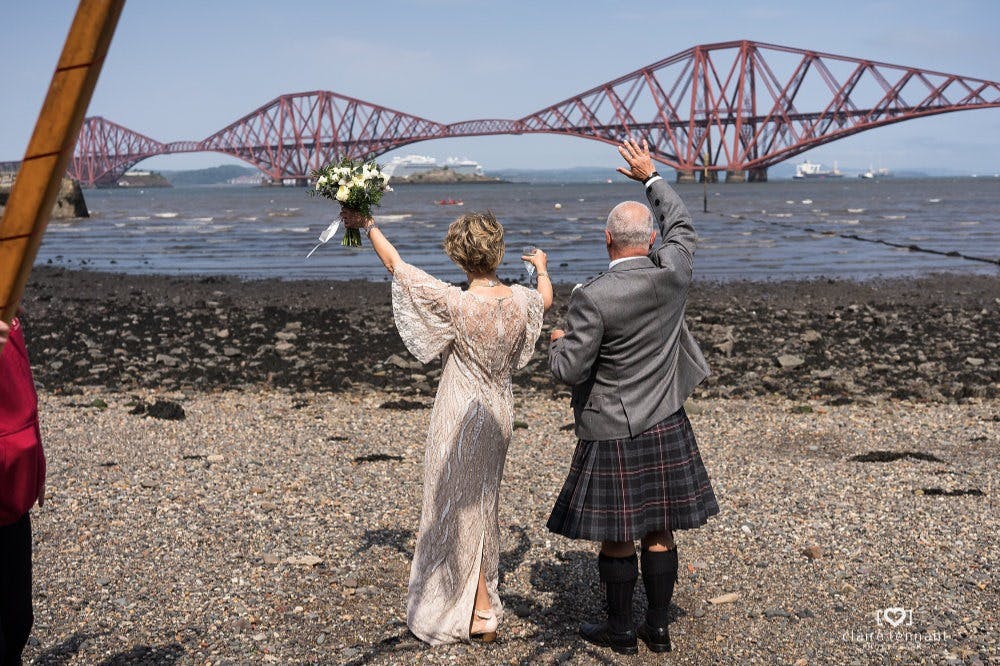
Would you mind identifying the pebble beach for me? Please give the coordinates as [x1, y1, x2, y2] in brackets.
[16, 268, 1000, 665]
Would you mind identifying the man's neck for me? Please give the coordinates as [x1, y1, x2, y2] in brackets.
[608, 249, 647, 268]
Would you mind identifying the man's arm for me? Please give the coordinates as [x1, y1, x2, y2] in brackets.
[0, 320, 9, 353]
[617, 138, 696, 276]
[549, 287, 603, 385]
[646, 177, 695, 275]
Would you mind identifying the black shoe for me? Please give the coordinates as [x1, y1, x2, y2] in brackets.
[579, 622, 638, 655]
[637, 621, 672, 653]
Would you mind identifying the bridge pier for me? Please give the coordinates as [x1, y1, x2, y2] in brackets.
[724, 169, 746, 183]
[748, 168, 768, 182]
[698, 170, 718, 184]
[676, 170, 696, 184]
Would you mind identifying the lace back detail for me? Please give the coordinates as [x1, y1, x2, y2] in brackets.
[391, 262, 544, 382]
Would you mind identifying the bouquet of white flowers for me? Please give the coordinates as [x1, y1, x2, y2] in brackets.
[307, 157, 391, 253]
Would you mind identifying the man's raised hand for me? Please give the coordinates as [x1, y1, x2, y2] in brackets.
[616, 138, 656, 182]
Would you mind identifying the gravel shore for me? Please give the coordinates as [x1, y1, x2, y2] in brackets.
[14, 268, 998, 664]
[22, 389, 997, 665]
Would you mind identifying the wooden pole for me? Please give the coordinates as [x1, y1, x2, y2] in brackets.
[0, 0, 125, 322]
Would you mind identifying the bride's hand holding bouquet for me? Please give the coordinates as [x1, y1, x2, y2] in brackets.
[340, 207, 375, 233]
[307, 157, 391, 255]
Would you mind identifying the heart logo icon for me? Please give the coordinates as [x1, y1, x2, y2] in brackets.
[882, 607, 907, 627]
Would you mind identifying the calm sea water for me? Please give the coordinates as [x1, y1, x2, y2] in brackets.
[36, 178, 999, 284]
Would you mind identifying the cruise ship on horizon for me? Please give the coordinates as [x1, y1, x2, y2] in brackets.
[443, 156, 485, 176]
[383, 154, 485, 179]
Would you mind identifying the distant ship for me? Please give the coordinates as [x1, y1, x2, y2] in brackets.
[793, 160, 843, 179]
[384, 154, 485, 179]
[443, 157, 485, 176]
[383, 155, 439, 179]
[859, 166, 892, 179]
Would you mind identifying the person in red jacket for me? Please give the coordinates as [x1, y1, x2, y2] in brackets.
[0, 316, 45, 665]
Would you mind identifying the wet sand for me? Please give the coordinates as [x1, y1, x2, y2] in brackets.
[20, 267, 999, 404]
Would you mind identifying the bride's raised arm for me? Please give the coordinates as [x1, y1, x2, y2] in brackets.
[342, 208, 402, 274]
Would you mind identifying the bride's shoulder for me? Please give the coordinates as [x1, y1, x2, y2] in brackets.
[394, 262, 455, 289]
[511, 283, 543, 306]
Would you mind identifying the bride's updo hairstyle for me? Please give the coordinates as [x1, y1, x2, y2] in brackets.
[443, 211, 505, 274]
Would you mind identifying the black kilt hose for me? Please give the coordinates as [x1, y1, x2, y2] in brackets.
[547, 407, 719, 542]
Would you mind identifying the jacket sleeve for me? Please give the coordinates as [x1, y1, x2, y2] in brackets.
[646, 176, 696, 279]
[549, 286, 603, 385]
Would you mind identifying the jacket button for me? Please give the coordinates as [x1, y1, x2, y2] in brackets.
[654, 199, 661, 206]
[660, 214, 665, 221]
[646, 186, 652, 194]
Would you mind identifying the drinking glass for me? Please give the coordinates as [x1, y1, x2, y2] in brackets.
[522, 245, 537, 281]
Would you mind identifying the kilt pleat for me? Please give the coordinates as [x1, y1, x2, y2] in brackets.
[546, 407, 719, 542]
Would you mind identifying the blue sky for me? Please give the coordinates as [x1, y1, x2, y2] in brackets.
[3, 0, 998, 173]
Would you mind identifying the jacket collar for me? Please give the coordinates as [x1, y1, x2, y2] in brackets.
[609, 255, 654, 272]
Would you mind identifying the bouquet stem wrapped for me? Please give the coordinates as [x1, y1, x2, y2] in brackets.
[307, 157, 392, 252]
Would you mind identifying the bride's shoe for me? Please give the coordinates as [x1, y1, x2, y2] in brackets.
[470, 609, 498, 643]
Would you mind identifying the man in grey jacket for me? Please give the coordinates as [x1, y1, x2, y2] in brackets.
[546, 139, 719, 655]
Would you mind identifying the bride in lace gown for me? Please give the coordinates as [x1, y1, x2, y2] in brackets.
[342, 209, 552, 645]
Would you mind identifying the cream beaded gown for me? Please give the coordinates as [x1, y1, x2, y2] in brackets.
[391, 261, 544, 645]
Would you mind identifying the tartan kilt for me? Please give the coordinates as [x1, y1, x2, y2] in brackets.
[546, 407, 719, 542]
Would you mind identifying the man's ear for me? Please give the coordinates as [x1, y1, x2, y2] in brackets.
[649, 230, 656, 248]
[605, 229, 613, 246]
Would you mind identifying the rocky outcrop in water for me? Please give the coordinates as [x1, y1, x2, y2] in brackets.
[0, 176, 88, 218]
[395, 168, 504, 184]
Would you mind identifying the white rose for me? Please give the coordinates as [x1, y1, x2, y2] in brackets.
[317, 175, 328, 185]
[352, 176, 364, 187]
[335, 185, 350, 202]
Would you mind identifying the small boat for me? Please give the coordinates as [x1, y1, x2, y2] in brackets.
[859, 163, 891, 179]
[435, 199, 464, 206]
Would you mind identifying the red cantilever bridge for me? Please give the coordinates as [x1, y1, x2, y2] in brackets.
[64, 40, 1000, 187]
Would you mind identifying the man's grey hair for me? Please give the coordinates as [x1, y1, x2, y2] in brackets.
[606, 200, 654, 249]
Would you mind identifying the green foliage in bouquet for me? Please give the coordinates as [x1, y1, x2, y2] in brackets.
[309, 156, 392, 247]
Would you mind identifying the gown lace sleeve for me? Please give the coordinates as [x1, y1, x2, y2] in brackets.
[391, 261, 459, 364]
[516, 287, 545, 370]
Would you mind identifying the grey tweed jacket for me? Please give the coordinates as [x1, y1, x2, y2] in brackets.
[549, 175, 710, 441]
